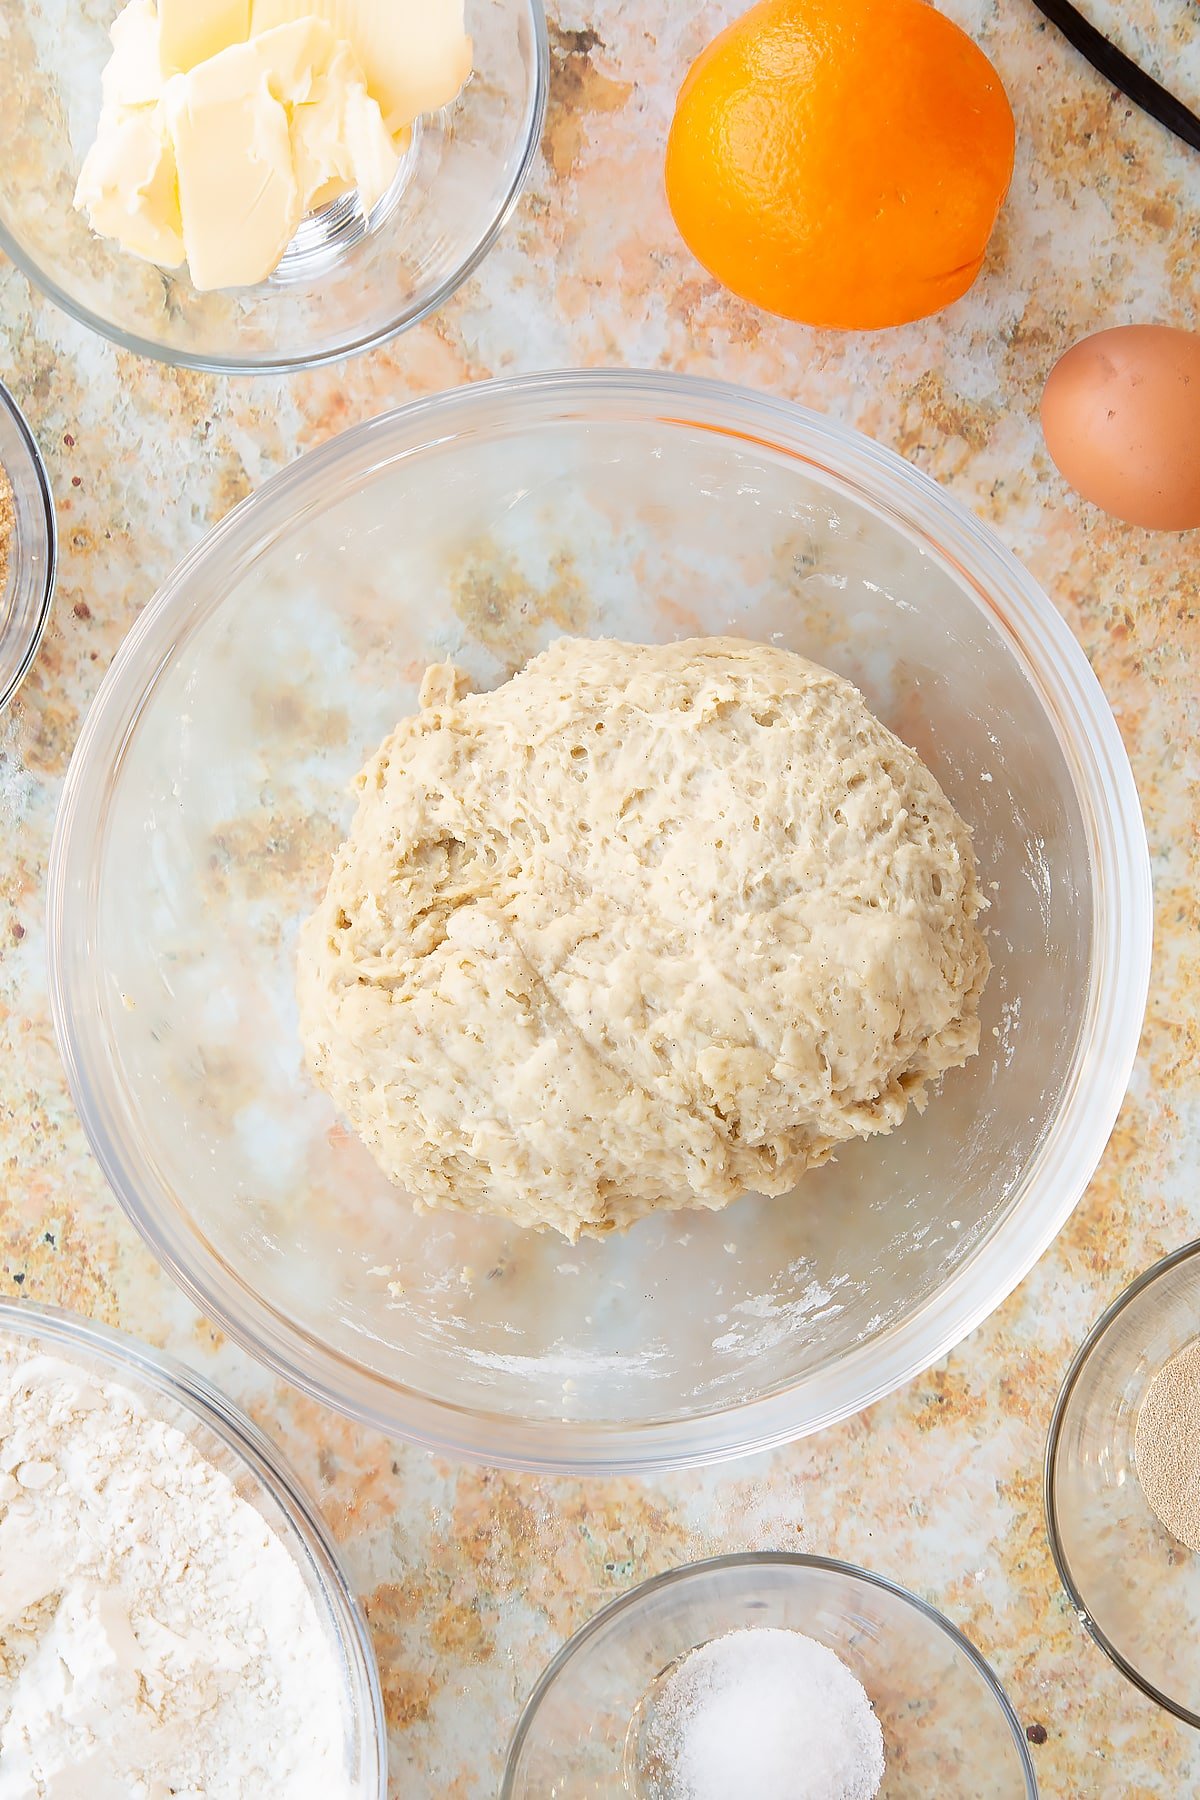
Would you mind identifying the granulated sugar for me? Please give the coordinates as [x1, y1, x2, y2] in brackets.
[645, 1626, 885, 1800]
[0, 1340, 354, 1800]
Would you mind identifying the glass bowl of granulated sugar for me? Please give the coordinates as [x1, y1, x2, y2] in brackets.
[1047, 1238, 1200, 1727]
[501, 1552, 1037, 1798]
[0, 1298, 386, 1799]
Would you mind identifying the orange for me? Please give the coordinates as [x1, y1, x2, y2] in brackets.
[665, 0, 1016, 330]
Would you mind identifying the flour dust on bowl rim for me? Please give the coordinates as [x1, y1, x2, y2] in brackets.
[47, 370, 1151, 1474]
[0, 1297, 387, 1796]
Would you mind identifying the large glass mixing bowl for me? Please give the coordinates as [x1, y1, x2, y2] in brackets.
[48, 372, 1151, 1472]
[1, 0, 547, 372]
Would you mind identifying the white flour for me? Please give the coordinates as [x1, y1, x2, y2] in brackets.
[0, 1341, 355, 1800]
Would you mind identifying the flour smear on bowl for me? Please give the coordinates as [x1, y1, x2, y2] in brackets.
[0, 1337, 352, 1798]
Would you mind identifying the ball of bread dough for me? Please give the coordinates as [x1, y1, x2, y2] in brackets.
[297, 637, 989, 1239]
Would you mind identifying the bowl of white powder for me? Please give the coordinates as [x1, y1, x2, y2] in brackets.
[48, 370, 1151, 1472]
[0, 1298, 387, 1799]
[501, 1552, 1038, 1798]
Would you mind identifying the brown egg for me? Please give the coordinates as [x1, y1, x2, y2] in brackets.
[1040, 324, 1200, 531]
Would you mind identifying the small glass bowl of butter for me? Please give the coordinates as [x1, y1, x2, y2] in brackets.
[0, 0, 548, 372]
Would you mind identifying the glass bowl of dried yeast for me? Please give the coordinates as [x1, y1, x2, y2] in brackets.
[1047, 1238, 1200, 1725]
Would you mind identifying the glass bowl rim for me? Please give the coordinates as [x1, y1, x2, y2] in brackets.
[0, 1294, 389, 1794]
[1043, 1235, 1200, 1730]
[0, 0, 550, 375]
[0, 376, 57, 710]
[499, 1549, 1039, 1796]
[46, 367, 1153, 1473]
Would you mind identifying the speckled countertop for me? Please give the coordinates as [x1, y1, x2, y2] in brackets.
[1, 2, 1198, 1794]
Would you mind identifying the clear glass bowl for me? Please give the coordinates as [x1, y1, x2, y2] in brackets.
[0, 378, 56, 709]
[47, 370, 1151, 1473]
[0, 1296, 387, 1794]
[1045, 1240, 1200, 1725]
[1, 0, 548, 372]
[501, 1553, 1038, 1797]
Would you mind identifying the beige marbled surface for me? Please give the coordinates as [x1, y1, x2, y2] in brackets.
[2, 2, 1199, 1794]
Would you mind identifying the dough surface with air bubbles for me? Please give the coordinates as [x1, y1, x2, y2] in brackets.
[297, 636, 990, 1240]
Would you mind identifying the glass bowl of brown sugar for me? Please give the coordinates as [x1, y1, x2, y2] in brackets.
[0, 380, 56, 710]
[1046, 1238, 1200, 1725]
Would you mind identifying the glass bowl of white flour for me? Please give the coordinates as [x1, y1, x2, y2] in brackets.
[0, 1298, 386, 1799]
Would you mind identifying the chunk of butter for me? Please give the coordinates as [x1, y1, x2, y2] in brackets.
[74, 0, 184, 267]
[165, 18, 397, 289]
[158, 0, 250, 76]
[292, 37, 401, 216]
[102, 0, 170, 107]
[165, 32, 300, 291]
[250, 0, 472, 136]
[74, 106, 184, 269]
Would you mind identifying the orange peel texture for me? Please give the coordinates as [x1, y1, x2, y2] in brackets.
[665, 0, 1016, 330]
